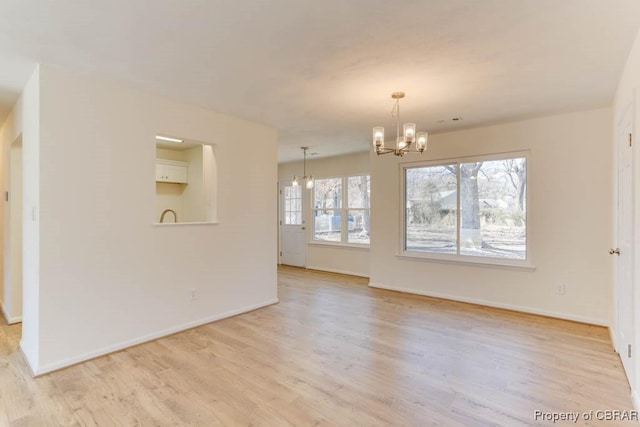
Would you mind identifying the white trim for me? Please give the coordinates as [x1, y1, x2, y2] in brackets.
[609, 326, 619, 353]
[632, 390, 640, 413]
[28, 298, 279, 376]
[19, 346, 36, 378]
[306, 265, 369, 278]
[308, 242, 370, 251]
[368, 282, 608, 326]
[0, 301, 22, 324]
[396, 253, 535, 271]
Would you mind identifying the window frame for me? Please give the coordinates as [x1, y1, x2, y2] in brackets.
[311, 174, 371, 247]
[399, 150, 533, 269]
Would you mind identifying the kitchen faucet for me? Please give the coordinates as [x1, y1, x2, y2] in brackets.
[160, 209, 177, 223]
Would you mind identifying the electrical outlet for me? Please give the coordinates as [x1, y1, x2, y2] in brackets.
[190, 288, 198, 302]
[555, 282, 566, 295]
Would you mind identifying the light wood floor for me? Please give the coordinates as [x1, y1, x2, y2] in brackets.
[0, 266, 635, 426]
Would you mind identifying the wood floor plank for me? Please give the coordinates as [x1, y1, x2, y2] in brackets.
[0, 266, 635, 425]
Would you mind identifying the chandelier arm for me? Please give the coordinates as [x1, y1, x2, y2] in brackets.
[375, 147, 396, 155]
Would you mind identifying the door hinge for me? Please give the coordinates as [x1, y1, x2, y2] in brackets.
[628, 344, 632, 358]
[279, 220, 282, 225]
[279, 251, 282, 257]
[629, 133, 633, 147]
[4, 191, 7, 202]
[279, 189, 282, 195]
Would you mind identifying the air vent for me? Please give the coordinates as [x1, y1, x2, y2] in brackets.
[437, 117, 463, 123]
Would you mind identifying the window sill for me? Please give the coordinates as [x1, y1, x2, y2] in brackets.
[308, 241, 370, 251]
[397, 251, 536, 271]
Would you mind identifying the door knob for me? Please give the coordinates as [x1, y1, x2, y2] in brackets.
[609, 248, 620, 255]
[301, 226, 306, 230]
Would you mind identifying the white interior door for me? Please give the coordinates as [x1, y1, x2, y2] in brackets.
[614, 99, 634, 384]
[279, 181, 306, 267]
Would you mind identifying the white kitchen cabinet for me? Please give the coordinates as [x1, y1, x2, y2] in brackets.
[156, 159, 189, 184]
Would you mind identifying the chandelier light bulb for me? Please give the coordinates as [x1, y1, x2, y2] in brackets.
[397, 136, 407, 150]
[373, 127, 384, 148]
[416, 132, 428, 152]
[403, 123, 416, 142]
[292, 146, 314, 190]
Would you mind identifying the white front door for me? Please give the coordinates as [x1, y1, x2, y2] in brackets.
[615, 99, 635, 384]
[279, 181, 306, 267]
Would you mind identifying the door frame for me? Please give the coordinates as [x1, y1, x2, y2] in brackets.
[2, 134, 24, 324]
[613, 93, 635, 384]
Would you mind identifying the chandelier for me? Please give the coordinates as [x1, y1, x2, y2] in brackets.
[372, 92, 428, 156]
[292, 146, 314, 189]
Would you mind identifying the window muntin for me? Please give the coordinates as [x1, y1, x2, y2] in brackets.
[404, 154, 527, 262]
[313, 175, 370, 245]
[347, 175, 370, 244]
[284, 185, 302, 225]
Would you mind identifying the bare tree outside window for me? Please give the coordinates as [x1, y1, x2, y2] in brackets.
[405, 165, 457, 253]
[347, 175, 370, 244]
[313, 177, 342, 242]
[405, 156, 527, 260]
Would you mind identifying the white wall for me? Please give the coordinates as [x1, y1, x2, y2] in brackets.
[279, 151, 370, 277]
[613, 26, 640, 408]
[23, 64, 278, 374]
[15, 67, 41, 370]
[370, 108, 613, 326]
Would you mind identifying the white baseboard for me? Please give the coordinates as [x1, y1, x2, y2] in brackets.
[30, 298, 279, 376]
[368, 282, 608, 327]
[306, 265, 369, 278]
[0, 300, 22, 324]
[609, 326, 619, 353]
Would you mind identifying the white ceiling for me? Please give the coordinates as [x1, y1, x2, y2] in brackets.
[0, 0, 639, 162]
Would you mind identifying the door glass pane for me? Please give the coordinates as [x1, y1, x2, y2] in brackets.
[313, 209, 341, 242]
[459, 158, 526, 259]
[405, 165, 458, 254]
[284, 185, 302, 225]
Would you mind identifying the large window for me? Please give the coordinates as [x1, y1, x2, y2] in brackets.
[404, 153, 528, 264]
[313, 175, 370, 245]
